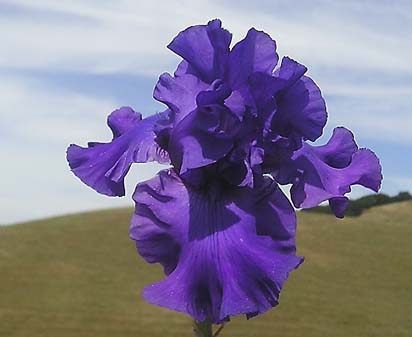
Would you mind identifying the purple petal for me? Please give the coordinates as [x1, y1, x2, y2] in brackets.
[329, 197, 349, 219]
[196, 80, 232, 107]
[130, 170, 302, 323]
[153, 73, 208, 123]
[253, 179, 298, 254]
[228, 28, 278, 90]
[289, 129, 382, 209]
[130, 170, 185, 275]
[247, 57, 323, 143]
[248, 72, 282, 112]
[224, 89, 248, 118]
[272, 57, 327, 141]
[168, 19, 231, 83]
[173, 60, 190, 77]
[220, 158, 254, 188]
[276, 56, 307, 89]
[168, 105, 240, 174]
[107, 106, 142, 138]
[247, 72, 282, 136]
[268, 128, 355, 185]
[311, 127, 357, 168]
[67, 108, 169, 197]
[219, 143, 264, 188]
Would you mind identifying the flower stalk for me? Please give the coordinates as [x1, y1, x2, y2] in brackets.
[193, 320, 212, 337]
[193, 320, 225, 337]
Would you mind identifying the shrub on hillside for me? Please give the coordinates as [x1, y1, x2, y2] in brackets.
[304, 192, 411, 217]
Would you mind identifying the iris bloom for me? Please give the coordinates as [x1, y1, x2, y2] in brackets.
[67, 20, 382, 324]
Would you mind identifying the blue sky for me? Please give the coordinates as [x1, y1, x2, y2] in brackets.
[0, 0, 411, 224]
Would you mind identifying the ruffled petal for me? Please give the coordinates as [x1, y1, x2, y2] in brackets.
[252, 178, 298, 254]
[248, 72, 281, 112]
[288, 128, 382, 210]
[67, 108, 169, 197]
[275, 56, 307, 89]
[228, 28, 278, 90]
[130, 170, 185, 275]
[272, 57, 327, 142]
[153, 73, 208, 123]
[248, 72, 282, 137]
[107, 106, 142, 138]
[268, 127, 356, 186]
[168, 19, 232, 83]
[129, 170, 301, 323]
[219, 143, 264, 188]
[224, 89, 248, 119]
[196, 80, 232, 107]
[329, 197, 350, 219]
[310, 127, 357, 168]
[246, 57, 325, 146]
[168, 105, 240, 174]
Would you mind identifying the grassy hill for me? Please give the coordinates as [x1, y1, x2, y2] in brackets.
[1, 202, 411, 337]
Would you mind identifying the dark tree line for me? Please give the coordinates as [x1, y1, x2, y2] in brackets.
[303, 192, 412, 217]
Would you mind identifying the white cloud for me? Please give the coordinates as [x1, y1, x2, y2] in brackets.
[1, 0, 410, 77]
[0, 76, 119, 143]
[323, 91, 412, 144]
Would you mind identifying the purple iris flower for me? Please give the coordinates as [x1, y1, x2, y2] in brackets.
[67, 19, 382, 324]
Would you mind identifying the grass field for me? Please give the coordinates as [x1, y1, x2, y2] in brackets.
[1, 202, 411, 337]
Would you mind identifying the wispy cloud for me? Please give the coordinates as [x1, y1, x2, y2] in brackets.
[1, 76, 117, 143]
[1, 0, 411, 76]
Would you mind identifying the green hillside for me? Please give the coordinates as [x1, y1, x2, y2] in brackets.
[1, 202, 411, 337]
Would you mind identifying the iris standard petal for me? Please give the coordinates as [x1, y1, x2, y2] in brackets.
[168, 19, 232, 83]
[246, 57, 325, 145]
[228, 28, 278, 90]
[196, 80, 232, 107]
[153, 73, 208, 123]
[168, 105, 240, 174]
[272, 57, 327, 142]
[248, 72, 282, 137]
[130, 170, 302, 323]
[67, 108, 169, 197]
[275, 56, 307, 89]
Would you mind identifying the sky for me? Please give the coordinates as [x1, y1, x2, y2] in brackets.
[0, 0, 411, 224]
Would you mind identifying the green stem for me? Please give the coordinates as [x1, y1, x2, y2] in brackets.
[192, 320, 225, 337]
[193, 320, 212, 337]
